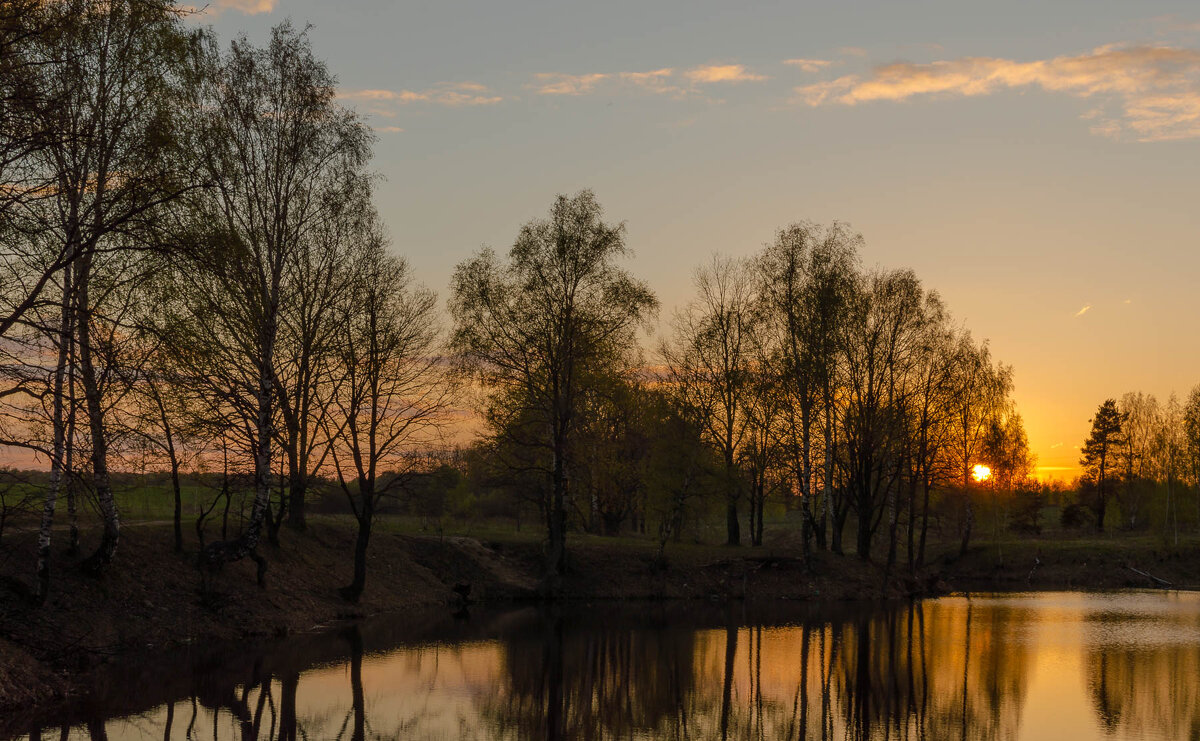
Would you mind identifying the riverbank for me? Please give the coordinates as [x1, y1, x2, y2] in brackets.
[0, 519, 901, 714]
[939, 535, 1200, 592]
[2, 520, 1198, 715]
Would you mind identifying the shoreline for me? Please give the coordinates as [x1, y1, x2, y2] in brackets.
[2, 520, 1198, 723]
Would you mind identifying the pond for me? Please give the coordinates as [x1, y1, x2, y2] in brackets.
[9, 591, 1200, 740]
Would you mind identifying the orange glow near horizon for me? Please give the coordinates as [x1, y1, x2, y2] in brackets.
[972, 464, 992, 483]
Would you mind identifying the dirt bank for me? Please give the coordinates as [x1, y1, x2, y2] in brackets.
[938, 537, 1200, 592]
[0, 521, 904, 713]
[6, 521, 1193, 715]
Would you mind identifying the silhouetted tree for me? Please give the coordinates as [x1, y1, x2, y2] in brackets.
[174, 21, 370, 580]
[450, 190, 657, 580]
[1080, 399, 1125, 533]
[755, 222, 858, 553]
[328, 230, 448, 603]
[663, 255, 758, 546]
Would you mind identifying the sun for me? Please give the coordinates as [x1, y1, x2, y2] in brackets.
[972, 464, 992, 482]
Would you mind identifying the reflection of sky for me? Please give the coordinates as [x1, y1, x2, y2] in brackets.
[181, 1, 1200, 479]
[39, 591, 1200, 740]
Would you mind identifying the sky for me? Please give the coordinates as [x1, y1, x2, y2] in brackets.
[197, 0, 1200, 480]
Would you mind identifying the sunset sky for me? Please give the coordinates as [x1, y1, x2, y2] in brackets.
[201, 0, 1200, 479]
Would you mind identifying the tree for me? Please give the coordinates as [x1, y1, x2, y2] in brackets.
[450, 190, 657, 580]
[837, 268, 924, 561]
[1154, 393, 1184, 545]
[1184, 386, 1200, 533]
[0, 0, 79, 339]
[903, 294, 957, 569]
[1080, 399, 1125, 533]
[946, 334, 1010, 557]
[327, 233, 448, 603]
[663, 255, 758, 546]
[755, 221, 859, 554]
[572, 373, 650, 537]
[175, 21, 371, 580]
[275, 178, 371, 531]
[16, 0, 196, 583]
[1116, 392, 1158, 529]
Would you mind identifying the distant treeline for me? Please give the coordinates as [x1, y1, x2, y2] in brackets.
[1072, 393, 1200, 538]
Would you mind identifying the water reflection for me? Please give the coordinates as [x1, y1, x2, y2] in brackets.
[10, 592, 1200, 740]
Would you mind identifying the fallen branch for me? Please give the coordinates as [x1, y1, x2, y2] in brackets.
[1128, 565, 1172, 588]
[1025, 556, 1041, 584]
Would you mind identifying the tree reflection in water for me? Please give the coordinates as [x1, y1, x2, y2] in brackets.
[16, 592, 1200, 741]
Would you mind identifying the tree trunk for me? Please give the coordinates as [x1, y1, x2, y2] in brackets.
[285, 453, 306, 530]
[726, 498, 740, 547]
[76, 256, 120, 573]
[831, 504, 846, 555]
[958, 486, 974, 559]
[198, 335, 274, 584]
[917, 479, 931, 568]
[35, 271, 73, 603]
[342, 490, 373, 603]
[856, 482, 874, 561]
[547, 438, 568, 579]
[747, 493, 757, 547]
[820, 389, 834, 551]
[906, 475, 917, 571]
[170, 460, 183, 553]
[754, 485, 765, 546]
[725, 456, 740, 546]
[65, 363, 79, 556]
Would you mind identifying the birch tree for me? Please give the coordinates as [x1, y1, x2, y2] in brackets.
[328, 235, 448, 602]
[178, 21, 370, 580]
[663, 255, 758, 546]
[450, 190, 657, 579]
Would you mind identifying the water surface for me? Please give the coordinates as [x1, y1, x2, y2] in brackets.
[10, 591, 1200, 740]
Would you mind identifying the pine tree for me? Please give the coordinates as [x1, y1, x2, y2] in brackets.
[1080, 399, 1125, 533]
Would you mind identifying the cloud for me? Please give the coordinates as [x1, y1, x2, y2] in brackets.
[784, 58, 835, 73]
[339, 83, 502, 107]
[1074, 305, 1092, 317]
[531, 64, 762, 99]
[373, 126, 404, 134]
[685, 64, 767, 83]
[1050, 442, 1064, 449]
[532, 73, 610, 95]
[793, 44, 1200, 141]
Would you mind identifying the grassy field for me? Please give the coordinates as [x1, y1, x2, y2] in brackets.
[6, 474, 1200, 573]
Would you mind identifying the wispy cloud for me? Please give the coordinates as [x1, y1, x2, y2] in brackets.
[373, 126, 404, 134]
[684, 64, 767, 83]
[1074, 305, 1092, 317]
[531, 63, 765, 99]
[794, 44, 1200, 141]
[339, 83, 502, 107]
[784, 58, 835, 73]
[532, 73, 611, 96]
[1050, 442, 1064, 449]
[619, 68, 683, 96]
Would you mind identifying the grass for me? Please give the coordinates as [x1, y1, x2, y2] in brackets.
[8, 476, 1200, 572]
